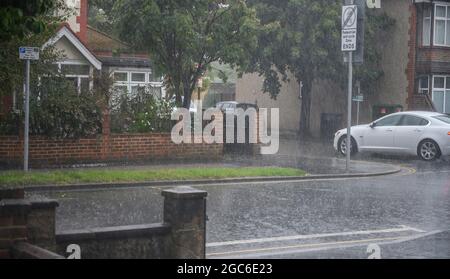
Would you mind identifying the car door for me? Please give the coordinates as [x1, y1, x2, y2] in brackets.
[394, 115, 428, 154]
[361, 114, 403, 152]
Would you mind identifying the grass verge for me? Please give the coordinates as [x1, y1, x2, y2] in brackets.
[0, 167, 306, 187]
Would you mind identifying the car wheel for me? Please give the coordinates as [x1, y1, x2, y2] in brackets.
[418, 139, 441, 161]
[338, 136, 357, 156]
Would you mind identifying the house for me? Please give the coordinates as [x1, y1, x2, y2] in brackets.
[43, 0, 164, 98]
[236, 0, 448, 138]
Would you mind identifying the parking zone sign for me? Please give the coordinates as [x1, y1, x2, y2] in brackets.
[19, 47, 40, 60]
[341, 5, 358, 51]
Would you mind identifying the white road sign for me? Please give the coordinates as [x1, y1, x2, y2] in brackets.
[19, 47, 40, 60]
[341, 5, 358, 52]
[352, 95, 364, 102]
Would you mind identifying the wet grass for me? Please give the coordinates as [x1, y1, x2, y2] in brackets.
[0, 167, 306, 187]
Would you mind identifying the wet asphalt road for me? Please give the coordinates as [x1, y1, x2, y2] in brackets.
[26, 153, 450, 259]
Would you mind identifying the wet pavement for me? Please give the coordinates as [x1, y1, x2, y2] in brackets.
[25, 139, 450, 259]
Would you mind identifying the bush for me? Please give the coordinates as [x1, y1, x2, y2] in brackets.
[29, 76, 102, 138]
[0, 76, 102, 138]
[110, 87, 175, 133]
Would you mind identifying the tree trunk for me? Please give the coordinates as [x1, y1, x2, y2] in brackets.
[182, 81, 192, 109]
[299, 78, 312, 139]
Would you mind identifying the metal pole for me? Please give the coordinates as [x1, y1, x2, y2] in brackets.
[346, 51, 353, 172]
[356, 100, 360, 125]
[24, 59, 30, 171]
[356, 80, 360, 125]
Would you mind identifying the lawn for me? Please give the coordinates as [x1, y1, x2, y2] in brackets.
[0, 167, 306, 187]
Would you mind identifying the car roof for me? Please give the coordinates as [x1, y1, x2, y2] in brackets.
[218, 101, 238, 104]
[391, 111, 444, 117]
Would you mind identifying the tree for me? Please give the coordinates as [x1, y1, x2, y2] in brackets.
[246, 0, 395, 137]
[0, 1, 102, 139]
[113, 0, 260, 108]
[88, 0, 116, 34]
[0, 0, 70, 98]
[0, 0, 62, 41]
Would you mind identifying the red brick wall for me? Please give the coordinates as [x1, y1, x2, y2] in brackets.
[76, 0, 88, 44]
[0, 134, 223, 167]
[406, 3, 417, 110]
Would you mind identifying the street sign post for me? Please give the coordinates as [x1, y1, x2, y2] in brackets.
[19, 47, 40, 171]
[342, 2, 358, 172]
[353, 81, 363, 125]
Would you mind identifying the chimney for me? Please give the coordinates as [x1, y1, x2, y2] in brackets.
[76, 0, 88, 43]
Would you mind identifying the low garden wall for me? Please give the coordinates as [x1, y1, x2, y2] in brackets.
[0, 186, 207, 259]
[0, 133, 223, 167]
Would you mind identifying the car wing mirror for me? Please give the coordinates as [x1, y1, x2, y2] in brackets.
[370, 122, 376, 128]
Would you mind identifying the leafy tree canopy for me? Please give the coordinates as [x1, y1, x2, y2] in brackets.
[0, 0, 64, 41]
[246, 0, 395, 136]
[113, 0, 261, 108]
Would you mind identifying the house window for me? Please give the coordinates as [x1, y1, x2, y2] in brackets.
[59, 63, 91, 94]
[423, 5, 431, 46]
[113, 70, 163, 98]
[434, 4, 450, 46]
[418, 76, 429, 94]
[432, 75, 450, 113]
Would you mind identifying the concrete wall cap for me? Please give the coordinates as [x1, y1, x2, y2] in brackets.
[29, 198, 59, 209]
[161, 186, 207, 199]
[0, 199, 31, 215]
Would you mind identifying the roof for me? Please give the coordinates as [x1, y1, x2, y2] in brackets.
[87, 25, 129, 52]
[43, 25, 102, 70]
[96, 56, 151, 68]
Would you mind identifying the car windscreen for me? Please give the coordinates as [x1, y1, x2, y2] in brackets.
[432, 114, 450, 124]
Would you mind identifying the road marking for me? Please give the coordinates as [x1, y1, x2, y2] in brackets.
[206, 236, 406, 257]
[206, 225, 424, 248]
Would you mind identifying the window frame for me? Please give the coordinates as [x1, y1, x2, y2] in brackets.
[432, 75, 450, 113]
[423, 5, 432, 46]
[54, 61, 92, 94]
[433, 3, 450, 47]
[418, 75, 430, 94]
[112, 68, 164, 98]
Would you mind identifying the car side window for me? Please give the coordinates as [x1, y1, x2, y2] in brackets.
[400, 115, 429, 126]
[375, 115, 402, 127]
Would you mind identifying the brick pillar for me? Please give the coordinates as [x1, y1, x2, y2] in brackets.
[0, 187, 30, 259]
[162, 186, 207, 259]
[27, 198, 59, 251]
[101, 108, 111, 160]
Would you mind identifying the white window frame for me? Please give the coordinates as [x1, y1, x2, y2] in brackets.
[432, 75, 450, 113]
[55, 61, 92, 94]
[423, 5, 432, 46]
[418, 75, 430, 94]
[433, 3, 450, 47]
[112, 68, 165, 98]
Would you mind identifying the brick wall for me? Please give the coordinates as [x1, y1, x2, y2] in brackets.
[0, 133, 223, 167]
[406, 2, 417, 110]
[0, 188, 28, 259]
[1, 186, 207, 259]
